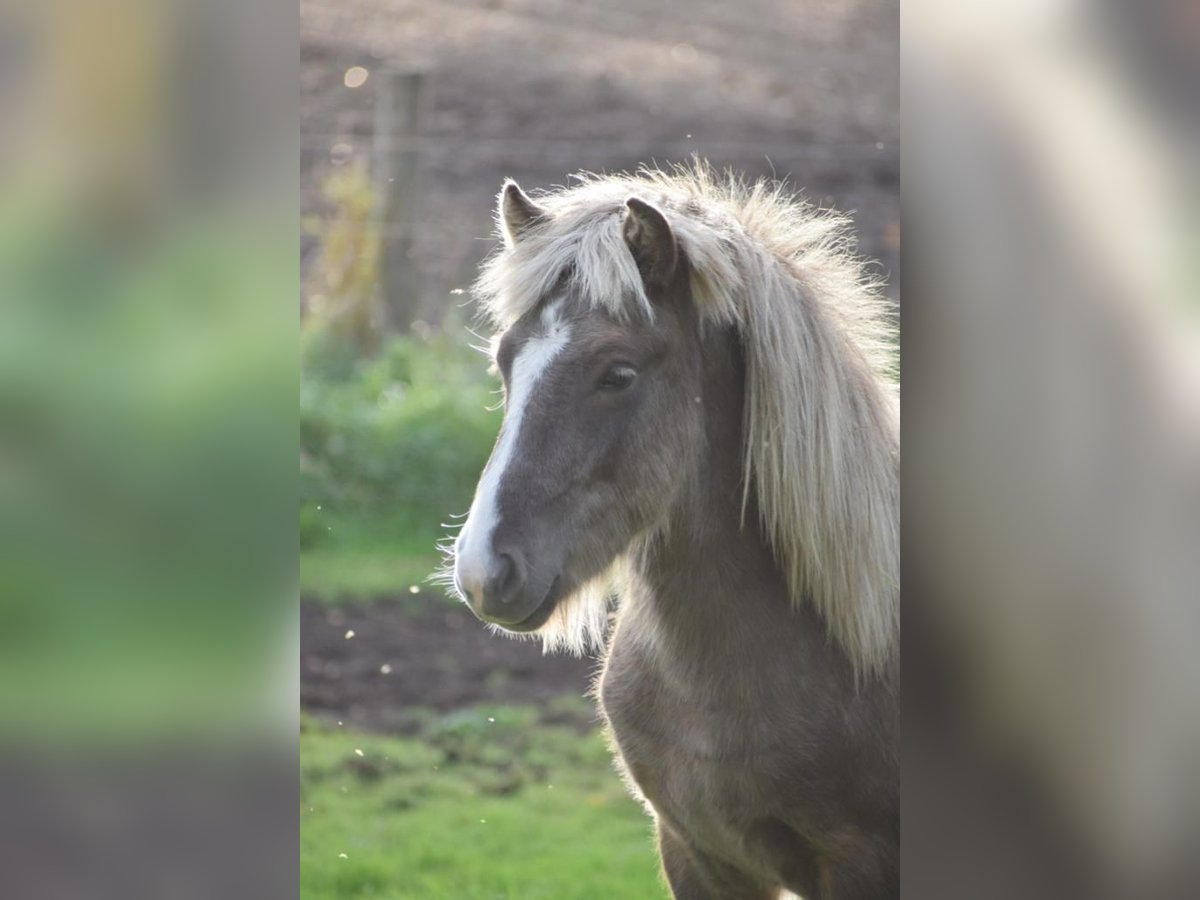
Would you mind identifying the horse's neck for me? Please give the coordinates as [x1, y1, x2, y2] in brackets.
[622, 328, 807, 673]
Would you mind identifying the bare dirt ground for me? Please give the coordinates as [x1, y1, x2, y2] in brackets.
[301, 596, 599, 732]
[300, 0, 898, 727]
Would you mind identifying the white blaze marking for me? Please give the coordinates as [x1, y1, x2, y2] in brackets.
[456, 300, 571, 596]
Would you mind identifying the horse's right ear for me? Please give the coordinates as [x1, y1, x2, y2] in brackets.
[499, 180, 546, 247]
[622, 196, 678, 288]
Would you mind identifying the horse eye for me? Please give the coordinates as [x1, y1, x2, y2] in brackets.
[597, 365, 637, 391]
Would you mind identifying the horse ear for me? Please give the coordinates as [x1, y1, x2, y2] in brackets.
[499, 180, 546, 247]
[622, 197, 678, 287]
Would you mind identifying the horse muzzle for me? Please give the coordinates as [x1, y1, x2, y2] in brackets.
[454, 537, 563, 630]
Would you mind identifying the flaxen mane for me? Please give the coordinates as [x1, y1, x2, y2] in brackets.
[472, 163, 899, 677]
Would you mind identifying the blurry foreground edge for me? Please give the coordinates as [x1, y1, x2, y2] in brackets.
[0, 1, 297, 898]
[904, 2, 1200, 898]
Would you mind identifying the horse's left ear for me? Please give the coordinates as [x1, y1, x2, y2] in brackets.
[623, 197, 678, 287]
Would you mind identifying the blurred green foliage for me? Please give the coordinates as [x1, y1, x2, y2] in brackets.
[299, 324, 498, 598]
[301, 326, 498, 544]
[0, 190, 296, 741]
[299, 160, 499, 599]
[302, 163, 384, 355]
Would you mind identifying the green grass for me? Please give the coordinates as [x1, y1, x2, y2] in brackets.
[301, 708, 665, 899]
[299, 506, 453, 601]
[300, 530, 442, 601]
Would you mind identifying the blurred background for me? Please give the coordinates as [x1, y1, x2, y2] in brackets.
[297, 2, 897, 897]
[904, 2, 1200, 898]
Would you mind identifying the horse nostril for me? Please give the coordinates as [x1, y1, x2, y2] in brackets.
[484, 552, 522, 607]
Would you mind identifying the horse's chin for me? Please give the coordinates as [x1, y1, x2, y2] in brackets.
[487, 574, 565, 634]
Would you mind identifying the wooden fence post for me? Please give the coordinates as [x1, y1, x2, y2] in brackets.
[373, 69, 424, 332]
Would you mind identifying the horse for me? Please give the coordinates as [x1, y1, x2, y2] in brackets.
[448, 163, 899, 899]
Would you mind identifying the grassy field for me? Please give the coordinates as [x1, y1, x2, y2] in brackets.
[301, 708, 664, 899]
[300, 522, 442, 601]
